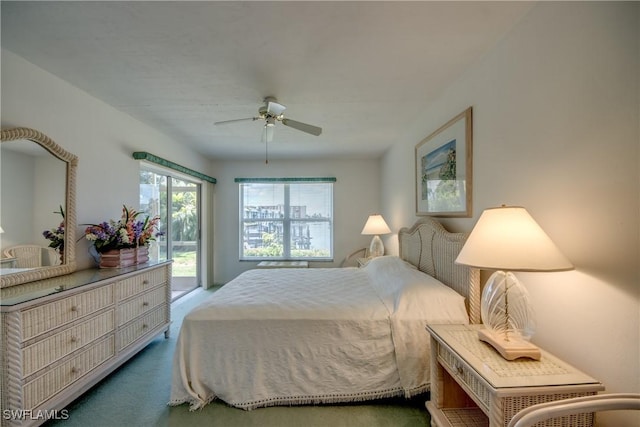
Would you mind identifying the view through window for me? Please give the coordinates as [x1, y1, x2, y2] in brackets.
[239, 180, 333, 260]
[140, 169, 201, 300]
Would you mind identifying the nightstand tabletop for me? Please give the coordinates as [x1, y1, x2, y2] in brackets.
[427, 324, 601, 390]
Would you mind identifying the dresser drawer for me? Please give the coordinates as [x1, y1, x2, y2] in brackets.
[22, 310, 115, 378]
[23, 335, 115, 410]
[117, 305, 168, 351]
[117, 286, 167, 326]
[21, 285, 114, 341]
[116, 267, 168, 301]
[437, 342, 491, 411]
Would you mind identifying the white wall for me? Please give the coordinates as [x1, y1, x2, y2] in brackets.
[382, 3, 639, 426]
[210, 158, 381, 283]
[1, 49, 211, 270]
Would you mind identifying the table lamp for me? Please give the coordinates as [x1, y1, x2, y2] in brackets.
[361, 214, 391, 258]
[455, 206, 573, 360]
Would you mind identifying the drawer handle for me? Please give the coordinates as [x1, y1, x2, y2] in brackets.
[70, 336, 78, 343]
[142, 280, 149, 286]
[142, 301, 149, 307]
[142, 323, 148, 329]
[71, 367, 81, 375]
[456, 363, 464, 376]
[70, 305, 79, 312]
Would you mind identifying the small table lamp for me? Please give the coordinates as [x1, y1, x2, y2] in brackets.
[361, 214, 391, 258]
[455, 206, 573, 361]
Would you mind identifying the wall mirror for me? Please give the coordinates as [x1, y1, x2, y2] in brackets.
[0, 127, 78, 288]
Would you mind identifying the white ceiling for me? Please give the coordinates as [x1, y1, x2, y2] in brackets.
[1, 1, 533, 161]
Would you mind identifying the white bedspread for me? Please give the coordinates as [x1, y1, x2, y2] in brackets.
[169, 256, 469, 410]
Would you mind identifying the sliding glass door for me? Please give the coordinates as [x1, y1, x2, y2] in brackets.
[169, 177, 199, 298]
[140, 169, 201, 300]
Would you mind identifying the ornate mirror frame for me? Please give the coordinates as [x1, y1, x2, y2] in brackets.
[1, 127, 78, 288]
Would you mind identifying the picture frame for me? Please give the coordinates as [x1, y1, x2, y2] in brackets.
[415, 107, 472, 217]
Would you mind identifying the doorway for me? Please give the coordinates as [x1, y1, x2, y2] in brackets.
[140, 169, 201, 301]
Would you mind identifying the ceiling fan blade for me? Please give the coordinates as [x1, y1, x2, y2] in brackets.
[214, 117, 260, 125]
[267, 101, 286, 116]
[281, 118, 322, 136]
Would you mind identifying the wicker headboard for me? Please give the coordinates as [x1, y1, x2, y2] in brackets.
[398, 217, 481, 324]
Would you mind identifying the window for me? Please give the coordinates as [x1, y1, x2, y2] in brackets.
[238, 179, 334, 260]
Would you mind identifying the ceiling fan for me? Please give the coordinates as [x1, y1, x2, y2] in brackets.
[214, 96, 323, 144]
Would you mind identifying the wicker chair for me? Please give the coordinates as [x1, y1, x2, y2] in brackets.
[508, 393, 640, 427]
[3, 245, 46, 268]
[340, 247, 368, 267]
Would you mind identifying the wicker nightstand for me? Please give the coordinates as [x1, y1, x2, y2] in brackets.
[426, 324, 604, 427]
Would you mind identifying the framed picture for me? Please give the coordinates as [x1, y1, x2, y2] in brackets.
[415, 107, 472, 217]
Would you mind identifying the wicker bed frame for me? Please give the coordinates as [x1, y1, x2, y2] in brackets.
[398, 217, 481, 324]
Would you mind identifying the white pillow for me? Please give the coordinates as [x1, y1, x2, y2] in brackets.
[362, 255, 416, 276]
[365, 255, 469, 324]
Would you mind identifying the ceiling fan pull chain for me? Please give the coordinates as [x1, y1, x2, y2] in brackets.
[265, 139, 269, 164]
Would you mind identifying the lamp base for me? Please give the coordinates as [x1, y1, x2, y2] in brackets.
[478, 328, 541, 361]
[369, 235, 384, 258]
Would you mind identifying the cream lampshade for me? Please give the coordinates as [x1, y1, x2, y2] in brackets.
[455, 206, 573, 361]
[361, 214, 391, 258]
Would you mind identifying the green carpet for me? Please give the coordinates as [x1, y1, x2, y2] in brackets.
[47, 288, 430, 427]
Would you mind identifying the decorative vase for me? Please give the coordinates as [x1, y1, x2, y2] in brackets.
[89, 245, 101, 265]
[135, 246, 149, 264]
[99, 248, 137, 268]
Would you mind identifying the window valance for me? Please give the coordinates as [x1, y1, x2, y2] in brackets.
[133, 152, 216, 184]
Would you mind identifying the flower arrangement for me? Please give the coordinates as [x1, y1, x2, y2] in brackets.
[84, 205, 163, 253]
[42, 206, 65, 252]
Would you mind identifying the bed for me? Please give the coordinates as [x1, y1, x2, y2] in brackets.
[169, 217, 481, 410]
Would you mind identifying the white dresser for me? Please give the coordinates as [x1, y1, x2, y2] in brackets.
[0, 262, 171, 427]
